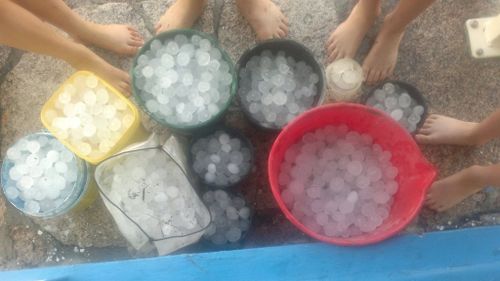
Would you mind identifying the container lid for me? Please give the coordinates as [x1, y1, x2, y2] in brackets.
[326, 58, 363, 91]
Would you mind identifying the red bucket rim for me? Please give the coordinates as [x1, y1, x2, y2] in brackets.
[268, 103, 437, 246]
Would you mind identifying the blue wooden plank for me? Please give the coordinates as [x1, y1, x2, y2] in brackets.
[2, 226, 500, 281]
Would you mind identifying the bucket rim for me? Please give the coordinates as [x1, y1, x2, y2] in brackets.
[268, 103, 438, 246]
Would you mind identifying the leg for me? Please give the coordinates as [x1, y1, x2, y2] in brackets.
[155, 0, 207, 34]
[363, 0, 435, 84]
[325, 0, 381, 63]
[0, 0, 130, 95]
[236, 0, 289, 41]
[426, 164, 500, 212]
[13, 0, 143, 56]
[416, 109, 500, 146]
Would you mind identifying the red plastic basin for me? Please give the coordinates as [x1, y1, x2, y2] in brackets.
[268, 103, 437, 246]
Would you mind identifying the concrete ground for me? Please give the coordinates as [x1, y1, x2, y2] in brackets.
[1, 0, 500, 270]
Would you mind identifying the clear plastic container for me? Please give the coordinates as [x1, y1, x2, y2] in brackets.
[95, 134, 211, 255]
[1, 132, 97, 218]
[325, 58, 363, 103]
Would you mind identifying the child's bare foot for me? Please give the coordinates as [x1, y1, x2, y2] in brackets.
[155, 0, 207, 34]
[426, 167, 484, 212]
[236, 0, 289, 41]
[416, 115, 481, 146]
[75, 23, 143, 56]
[69, 45, 130, 96]
[362, 20, 404, 85]
[326, 1, 380, 63]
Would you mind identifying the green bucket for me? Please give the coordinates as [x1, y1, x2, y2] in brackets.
[131, 29, 238, 134]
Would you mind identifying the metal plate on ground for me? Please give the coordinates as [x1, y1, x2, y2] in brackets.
[466, 17, 500, 59]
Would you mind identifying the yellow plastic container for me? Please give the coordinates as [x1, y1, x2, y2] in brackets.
[41, 71, 148, 165]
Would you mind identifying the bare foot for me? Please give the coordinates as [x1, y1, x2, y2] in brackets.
[426, 167, 484, 212]
[155, 0, 207, 34]
[69, 44, 131, 96]
[236, 0, 289, 41]
[325, 1, 380, 63]
[362, 19, 404, 85]
[75, 23, 143, 56]
[415, 114, 481, 146]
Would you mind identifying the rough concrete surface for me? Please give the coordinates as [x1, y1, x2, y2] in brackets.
[0, 47, 10, 70]
[0, 196, 5, 226]
[1, 0, 500, 271]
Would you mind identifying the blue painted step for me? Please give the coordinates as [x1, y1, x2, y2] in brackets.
[2, 226, 500, 281]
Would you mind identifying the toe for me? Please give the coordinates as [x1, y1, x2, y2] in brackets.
[372, 71, 382, 84]
[327, 49, 340, 63]
[128, 39, 144, 47]
[380, 68, 391, 82]
[131, 31, 143, 40]
[326, 40, 337, 55]
[326, 33, 335, 48]
[415, 134, 432, 144]
[418, 127, 432, 135]
[123, 46, 139, 56]
[127, 26, 139, 33]
[119, 82, 131, 97]
[277, 30, 285, 38]
[422, 120, 434, 128]
[280, 23, 289, 36]
[366, 69, 377, 85]
[131, 32, 142, 40]
[424, 198, 433, 207]
[281, 16, 289, 26]
[426, 200, 439, 210]
[374, 71, 384, 84]
[387, 64, 396, 78]
[436, 205, 448, 212]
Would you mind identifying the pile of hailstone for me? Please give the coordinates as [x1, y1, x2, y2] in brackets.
[239, 50, 319, 128]
[366, 82, 425, 133]
[101, 149, 207, 239]
[279, 125, 399, 238]
[202, 189, 251, 245]
[3, 134, 80, 216]
[133, 34, 233, 126]
[43, 72, 134, 158]
[191, 130, 252, 187]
